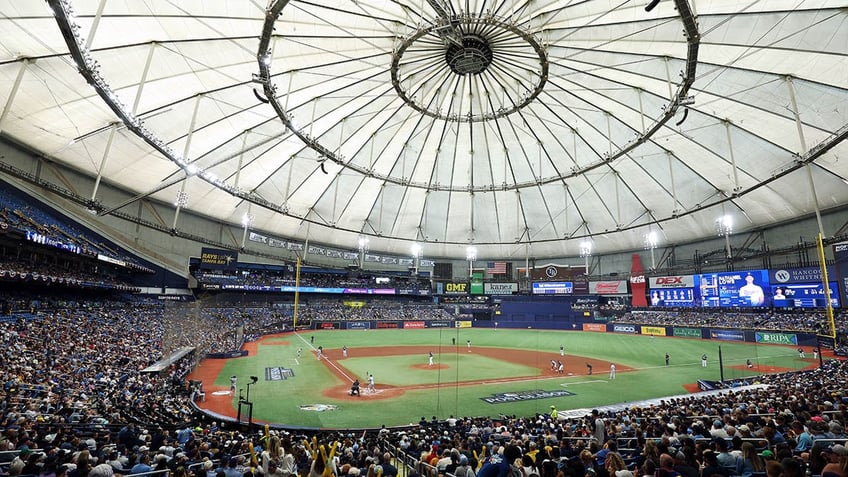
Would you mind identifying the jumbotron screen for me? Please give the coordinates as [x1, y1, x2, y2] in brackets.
[698, 270, 771, 307]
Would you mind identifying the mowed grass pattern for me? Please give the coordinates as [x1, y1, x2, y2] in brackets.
[211, 328, 816, 429]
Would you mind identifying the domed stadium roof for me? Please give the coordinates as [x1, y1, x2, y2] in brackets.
[1, 0, 846, 259]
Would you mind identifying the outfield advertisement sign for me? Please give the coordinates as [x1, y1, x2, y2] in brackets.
[755, 332, 798, 345]
[455, 320, 473, 328]
[710, 329, 744, 341]
[346, 322, 371, 330]
[481, 389, 573, 404]
[444, 282, 469, 295]
[403, 321, 426, 329]
[430, 321, 452, 327]
[673, 327, 702, 338]
[376, 322, 398, 329]
[484, 283, 518, 295]
[641, 326, 666, 336]
[589, 280, 628, 295]
[583, 323, 606, 332]
[612, 324, 638, 334]
[317, 322, 340, 329]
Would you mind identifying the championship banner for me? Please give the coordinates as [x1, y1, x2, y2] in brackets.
[755, 332, 798, 345]
[199, 247, 238, 271]
[630, 254, 647, 307]
[641, 326, 666, 336]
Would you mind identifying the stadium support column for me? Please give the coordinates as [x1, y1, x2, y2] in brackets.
[718, 345, 724, 382]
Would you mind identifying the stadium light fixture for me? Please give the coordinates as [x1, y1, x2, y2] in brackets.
[716, 215, 733, 259]
[466, 246, 477, 278]
[579, 241, 592, 275]
[645, 230, 658, 269]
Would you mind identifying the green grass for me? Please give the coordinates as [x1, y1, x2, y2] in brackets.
[211, 328, 817, 429]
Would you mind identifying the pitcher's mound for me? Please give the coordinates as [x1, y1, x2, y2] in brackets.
[411, 363, 448, 370]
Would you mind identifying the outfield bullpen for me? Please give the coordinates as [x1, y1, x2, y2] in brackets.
[188, 328, 819, 429]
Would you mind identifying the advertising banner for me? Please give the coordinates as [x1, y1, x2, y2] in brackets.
[769, 267, 836, 284]
[589, 280, 628, 294]
[709, 329, 744, 341]
[630, 254, 647, 307]
[199, 248, 238, 271]
[612, 324, 638, 334]
[649, 276, 696, 288]
[346, 322, 371, 330]
[641, 326, 666, 336]
[444, 282, 469, 295]
[755, 332, 798, 345]
[484, 282, 518, 295]
[403, 321, 426, 329]
[376, 322, 398, 329]
[455, 320, 473, 328]
[470, 272, 484, 295]
[583, 323, 607, 332]
[430, 321, 452, 327]
[316, 322, 339, 330]
[532, 282, 573, 294]
[673, 327, 702, 338]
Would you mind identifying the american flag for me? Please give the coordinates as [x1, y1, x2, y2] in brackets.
[486, 261, 507, 274]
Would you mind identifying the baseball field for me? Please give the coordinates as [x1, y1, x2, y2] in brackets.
[188, 327, 819, 429]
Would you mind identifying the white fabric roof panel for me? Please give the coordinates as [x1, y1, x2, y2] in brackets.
[0, 0, 846, 259]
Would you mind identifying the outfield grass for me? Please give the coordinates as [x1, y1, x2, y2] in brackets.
[209, 328, 816, 429]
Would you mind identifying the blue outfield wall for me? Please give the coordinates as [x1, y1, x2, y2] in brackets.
[307, 318, 819, 347]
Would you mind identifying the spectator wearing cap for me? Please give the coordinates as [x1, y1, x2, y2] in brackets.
[820, 445, 847, 477]
[453, 454, 475, 477]
[710, 421, 729, 439]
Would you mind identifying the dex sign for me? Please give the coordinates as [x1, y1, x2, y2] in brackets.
[649, 276, 695, 288]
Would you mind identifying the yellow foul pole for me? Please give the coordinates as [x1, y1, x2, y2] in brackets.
[293, 257, 302, 329]
[816, 233, 836, 338]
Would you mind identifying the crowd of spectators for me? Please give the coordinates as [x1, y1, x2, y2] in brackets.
[194, 271, 429, 293]
[611, 310, 845, 335]
[0, 189, 151, 272]
[291, 301, 454, 322]
[0, 257, 139, 292]
[0, 292, 846, 477]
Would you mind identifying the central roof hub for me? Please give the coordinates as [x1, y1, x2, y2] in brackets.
[445, 34, 493, 75]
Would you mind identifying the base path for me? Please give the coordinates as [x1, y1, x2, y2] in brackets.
[320, 345, 628, 401]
